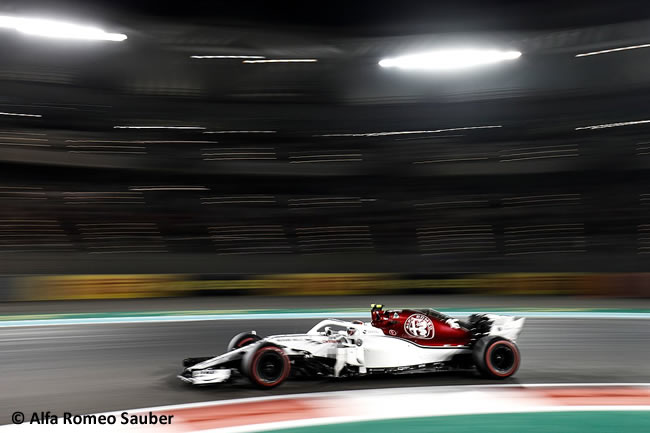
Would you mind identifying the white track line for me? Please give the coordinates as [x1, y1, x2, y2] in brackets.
[2, 311, 650, 328]
[85, 382, 650, 414]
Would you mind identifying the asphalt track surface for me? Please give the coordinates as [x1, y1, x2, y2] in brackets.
[1, 316, 650, 424]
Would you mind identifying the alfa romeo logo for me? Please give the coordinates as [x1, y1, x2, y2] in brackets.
[404, 314, 435, 339]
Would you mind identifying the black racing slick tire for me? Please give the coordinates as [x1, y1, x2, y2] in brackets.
[227, 332, 262, 352]
[473, 336, 521, 379]
[242, 343, 291, 389]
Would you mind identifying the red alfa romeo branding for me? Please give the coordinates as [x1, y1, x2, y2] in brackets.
[404, 314, 435, 339]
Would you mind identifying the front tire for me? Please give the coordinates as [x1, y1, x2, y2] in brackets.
[242, 343, 291, 389]
[473, 337, 521, 379]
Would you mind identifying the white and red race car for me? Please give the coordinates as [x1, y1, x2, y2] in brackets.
[179, 304, 525, 388]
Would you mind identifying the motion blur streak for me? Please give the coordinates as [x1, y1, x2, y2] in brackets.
[112, 126, 206, 129]
[379, 50, 521, 70]
[128, 186, 210, 191]
[0, 111, 42, 118]
[0, 15, 126, 41]
[316, 125, 502, 137]
[203, 130, 277, 134]
[576, 43, 650, 57]
[575, 119, 650, 130]
[190, 55, 265, 59]
[66, 140, 218, 144]
[242, 59, 318, 63]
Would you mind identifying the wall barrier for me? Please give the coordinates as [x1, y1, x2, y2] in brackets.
[2, 272, 650, 301]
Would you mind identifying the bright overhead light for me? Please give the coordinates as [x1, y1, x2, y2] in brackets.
[191, 55, 265, 59]
[379, 49, 521, 70]
[0, 15, 126, 41]
[242, 59, 317, 64]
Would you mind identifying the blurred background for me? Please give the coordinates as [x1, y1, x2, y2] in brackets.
[3, 1, 650, 430]
[1, 0, 650, 297]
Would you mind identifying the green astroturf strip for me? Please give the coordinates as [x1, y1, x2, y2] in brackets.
[269, 411, 650, 433]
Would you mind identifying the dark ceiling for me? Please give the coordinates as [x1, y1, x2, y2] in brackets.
[5, 0, 650, 35]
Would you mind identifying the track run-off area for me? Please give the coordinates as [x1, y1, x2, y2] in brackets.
[1, 384, 649, 432]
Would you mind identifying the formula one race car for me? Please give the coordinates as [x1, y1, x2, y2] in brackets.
[179, 304, 525, 388]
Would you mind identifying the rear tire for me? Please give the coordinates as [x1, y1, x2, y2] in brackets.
[227, 332, 261, 352]
[473, 337, 520, 379]
[242, 343, 291, 389]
